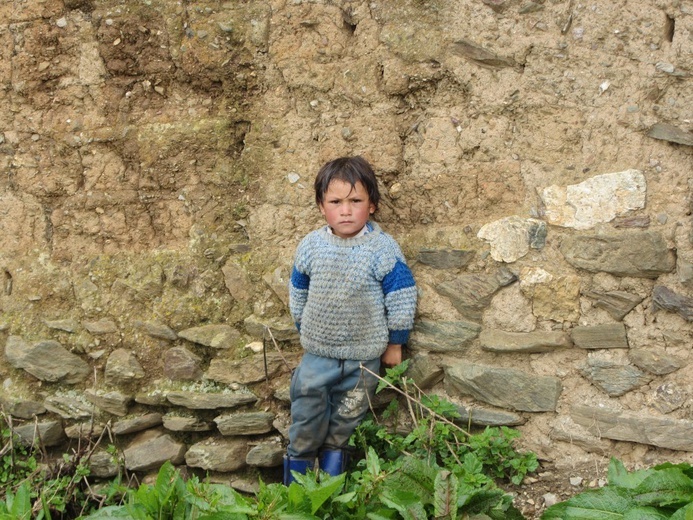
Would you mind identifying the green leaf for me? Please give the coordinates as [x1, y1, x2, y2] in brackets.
[462, 452, 483, 475]
[366, 511, 398, 520]
[286, 483, 312, 513]
[671, 502, 693, 520]
[7, 483, 32, 520]
[542, 487, 634, 519]
[541, 502, 569, 520]
[379, 489, 428, 520]
[633, 467, 693, 508]
[197, 513, 250, 520]
[307, 473, 345, 514]
[654, 462, 693, 479]
[608, 458, 654, 489]
[420, 395, 461, 419]
[366, 447, 382, 476]
[331, 491, 356, 504]
[462, 489, 509, 516]
[377, 360, 410, 393]
[622, 507, 672, 519]
[434, 469, 458, 519]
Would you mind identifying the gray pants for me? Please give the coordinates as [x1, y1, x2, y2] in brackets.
[287, 353, 380, 458]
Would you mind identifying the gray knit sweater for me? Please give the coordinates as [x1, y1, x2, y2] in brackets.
[289, 222, 417, 361]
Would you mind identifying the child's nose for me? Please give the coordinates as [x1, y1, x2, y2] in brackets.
[340, 203, 351, 214]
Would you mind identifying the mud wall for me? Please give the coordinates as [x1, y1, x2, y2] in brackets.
[1, 0, 692, 484]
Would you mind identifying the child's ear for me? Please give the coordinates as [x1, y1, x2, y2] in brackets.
[369, 203, 376, 214]
[319, 203, 327, 216]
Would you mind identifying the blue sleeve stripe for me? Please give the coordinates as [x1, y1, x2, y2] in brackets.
[291, 266, 310, 290]
[389, 329, 410, 345]
[382, 260, 416, 295]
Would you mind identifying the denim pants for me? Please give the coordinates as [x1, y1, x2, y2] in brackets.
[287, 353, 380, 458]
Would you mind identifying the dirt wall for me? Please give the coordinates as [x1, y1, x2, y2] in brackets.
[1, 0, 692, 504]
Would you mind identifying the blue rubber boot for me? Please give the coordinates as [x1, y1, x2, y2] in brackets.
[318, 449, 349, 477]
[283, 455, 315, 485]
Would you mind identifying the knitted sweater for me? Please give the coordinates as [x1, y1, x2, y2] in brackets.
[289, 221, 417, 361]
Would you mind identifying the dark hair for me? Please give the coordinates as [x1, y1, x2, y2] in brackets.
[314, 156, 380, 209]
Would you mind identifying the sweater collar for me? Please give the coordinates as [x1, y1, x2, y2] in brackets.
[319, 221, 381, 246]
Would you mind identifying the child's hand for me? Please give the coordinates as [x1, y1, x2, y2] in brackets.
[381, 344, 402, 367]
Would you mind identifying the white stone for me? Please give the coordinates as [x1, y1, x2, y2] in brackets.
[519, 267, 553, 287]
[540, 169, 646, 230]
[287, 172, 300, 184]
[477, 216, 545, 263]
[543, 493, 558, 507]
[245, 341, 264, 353]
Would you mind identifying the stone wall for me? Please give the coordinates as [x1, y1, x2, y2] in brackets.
[1, 0, 692, 485]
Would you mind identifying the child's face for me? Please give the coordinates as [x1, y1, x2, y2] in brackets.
[319, 179, 375, 239]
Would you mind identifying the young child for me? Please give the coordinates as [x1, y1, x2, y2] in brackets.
[285, 156, 417, 484]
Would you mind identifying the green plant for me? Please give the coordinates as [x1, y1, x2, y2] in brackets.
[82, 461, 255, 519]
[0, 416, 38, 489]
[353, 361, 539, 486]
[0, 482, 33, 520]
[0, 414, 128, 519]
[543, 458, 693, 519]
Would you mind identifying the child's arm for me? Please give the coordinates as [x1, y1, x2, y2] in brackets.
[289, 240, 311, 331]
[289, 265, 309, 331]
[380, 243, 417, 362]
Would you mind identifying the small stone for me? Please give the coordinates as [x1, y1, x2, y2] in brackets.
[543, 493, 558, 507]
[570, 476, 583, 486]
[83, 318, 118, 335]
[44, 319, 79, 333]
[287, 172, 300, 184]
[56, 17, 68, 28]
[245, 341, 264, 353]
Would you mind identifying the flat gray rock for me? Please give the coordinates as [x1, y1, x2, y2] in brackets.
[178, 324, 241, 349]
[572, 405, 693, 451]
[579, 358, 651, 397]
[123, 430, 186, 472]
[214, 411, 275, 436]
[445, 362, 562, 412]
[410, 320, 481, 353]
[416, 248, 474, 269]
[185, 438, 248, 472]
[652, 285, 693, 321]
[560, 231, 675, 278]
[571, 323, 628, 350]
[6, 336, 90, 384]
[583, 290, 643, 321]
[480, 329, 572, 353]
[166, 390, 257, 410]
